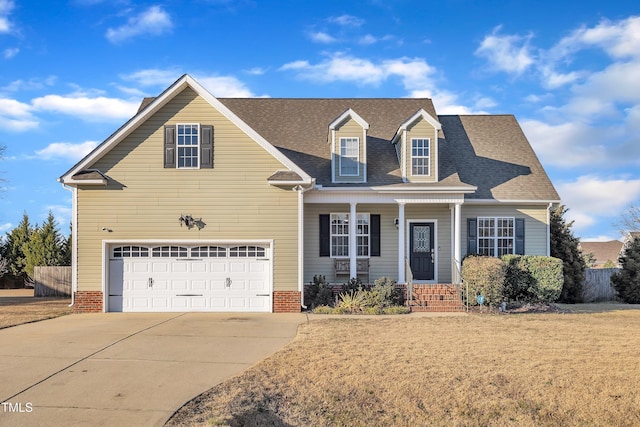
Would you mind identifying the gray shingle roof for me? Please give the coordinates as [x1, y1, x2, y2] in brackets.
[219, 98, 559, 201]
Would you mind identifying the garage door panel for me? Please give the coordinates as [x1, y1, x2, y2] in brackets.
[110, 243, 272, 313]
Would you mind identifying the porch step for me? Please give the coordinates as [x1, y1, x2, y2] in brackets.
[407, 284, 466, 312]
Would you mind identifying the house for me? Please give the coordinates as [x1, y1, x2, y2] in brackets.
[580, 240, 623, 268]
[59, 74, 560, 313]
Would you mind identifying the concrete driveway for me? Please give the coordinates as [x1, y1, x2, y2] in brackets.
[0, 312, 306, 426]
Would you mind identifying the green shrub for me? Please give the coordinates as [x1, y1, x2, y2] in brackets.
[502, 255, 563, 303]
[612, 237, 640, 304]
[502, 255, 532, 301]
[337, 290, 366, 313]
[372, 276, 405, 306]
[341, 277, 364, 293]
[524, 256, 563, 303]
[305, 275, 335, 308]
[462, 256, 506, 306]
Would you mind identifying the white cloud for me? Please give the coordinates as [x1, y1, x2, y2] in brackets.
[106, 6, 173, 44]
[475, 26, 534, 75]
[1, 76, 57, 92]
[35, 141, 98, 161]
[521, 119, 608, 168]
[44, 205, 72, 227]
[328, 14, 364, 27]
[0, 98, 38, 131]
[3, 47, 18, 59]
[120, 68, 180, 87]
[196, 75, 258, 97]
[0, 0, 14, 33]
[280, 53, 435, 90]
[359, 34, 377, 45]
[0, 222, 12, 233]
[308, 31, 337, 43]
[557, 175, 640, 235]
[31, 93, 139, 121]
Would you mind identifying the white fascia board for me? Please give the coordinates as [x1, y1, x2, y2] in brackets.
[311, 185, 476, 193]
[329, 108, 370, 130]
[60, 74, 312, 185]
[61, 179, 107, 185]
[464, 198, 562, 205]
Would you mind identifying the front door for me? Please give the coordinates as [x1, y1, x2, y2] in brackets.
[410, 222, 435, 281]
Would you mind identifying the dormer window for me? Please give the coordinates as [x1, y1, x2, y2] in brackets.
[329, 108, 369, 183]
[340, 137, 359, 176]
[411, 138, 430, 176]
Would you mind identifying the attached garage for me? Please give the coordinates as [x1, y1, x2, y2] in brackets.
[106, 243, 272, 312]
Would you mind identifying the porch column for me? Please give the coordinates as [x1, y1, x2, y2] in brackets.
[349, 202, 357, 279]
[397, 202, 405, 283]
[453, 202, 462, 284]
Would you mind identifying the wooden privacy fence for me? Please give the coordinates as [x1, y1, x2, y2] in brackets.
[34, 266, 71, 297]
[582, 268, 619, 302]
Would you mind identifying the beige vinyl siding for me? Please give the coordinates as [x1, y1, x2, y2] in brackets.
[304, 203, 453, 284]
[461, 204, 549, 257]
[76, 87, 298, 292]
[405, 205, 452, 283]
[405, 118, 438, 183]
[333, 117, 366, 183]
[304, 203, 398, 284]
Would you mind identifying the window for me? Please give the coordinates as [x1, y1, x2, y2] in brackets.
[330, 213, 370, 257]
[356, 213, 370, 256]
[190, 246, 226, 257]
[229, 246, 266, 257]
[152, 246, 188, 257]
[177, 124, 199, 168]
[113, 246, 149, 258]
[331, 213, 350, 257]
[339, 137, 359, 176]
[477, 217, 514, 256]
[411, 138, 430, 176]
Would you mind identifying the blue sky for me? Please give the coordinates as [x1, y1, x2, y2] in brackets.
[1, 0, 639, 242]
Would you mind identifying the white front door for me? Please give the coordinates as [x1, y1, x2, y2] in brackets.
[108, 244, 271, 312]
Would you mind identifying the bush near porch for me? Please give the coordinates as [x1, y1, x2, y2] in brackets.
[462, 255, 564, 306]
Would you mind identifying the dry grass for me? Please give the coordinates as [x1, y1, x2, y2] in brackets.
[0, 290, 73, 329]
[168, 309, 640, 427]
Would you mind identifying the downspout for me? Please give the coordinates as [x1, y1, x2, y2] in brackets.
[295, 183, 312, 310]
[547, 202, 553, 256]
[62, 184, 78, 308]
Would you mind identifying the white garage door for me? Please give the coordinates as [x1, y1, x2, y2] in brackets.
[108, 244, 271, 312]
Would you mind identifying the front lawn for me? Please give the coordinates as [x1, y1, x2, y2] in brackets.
[167, 307, 640, 426]
[0, 290, 72, 329]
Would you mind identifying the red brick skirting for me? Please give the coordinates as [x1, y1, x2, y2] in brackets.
[273, 291, 301, 313]
[73, 291, 103, 313]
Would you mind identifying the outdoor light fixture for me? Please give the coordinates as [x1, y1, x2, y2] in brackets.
[394, 218, 399, 229]
[179, 214, 205, 230]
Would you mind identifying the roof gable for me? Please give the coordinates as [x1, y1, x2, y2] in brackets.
[59, 74, 312, 185]
[329, 108, 370, 131]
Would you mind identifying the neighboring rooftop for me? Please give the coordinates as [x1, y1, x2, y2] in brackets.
[580, 240, 623, 268]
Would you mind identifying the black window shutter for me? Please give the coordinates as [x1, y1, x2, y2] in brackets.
[467, 218, 477, 255]
[515, 218, 525, 255]
[200, 125, 213, 168]
[370, 214, 381, 256]
[164, 125, 176, 168]
[319, 215, 330, 257]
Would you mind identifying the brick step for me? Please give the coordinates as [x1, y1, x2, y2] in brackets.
[410, 304, 466, 312]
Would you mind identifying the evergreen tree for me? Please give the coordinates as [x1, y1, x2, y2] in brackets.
[61, 226, 72, 266]
[611, 237, 640, 303]
[24, 211, 65, 277]
[550, 205, 586, 303]
[3, 213, 33, 277]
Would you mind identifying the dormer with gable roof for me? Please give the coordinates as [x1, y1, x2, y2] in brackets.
[391, 109, 441, 183]
[329, 108, 369, 184]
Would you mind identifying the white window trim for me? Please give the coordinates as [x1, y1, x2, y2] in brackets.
[410, 138, 430, 176]
[477, 217, 515, 257]
[339, 137, 359, 177]
[330, 213, 371, 258]
[330, 213, 350, 258]
[176, 123, 200, 169]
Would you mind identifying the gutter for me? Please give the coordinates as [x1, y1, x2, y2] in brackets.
[294, 182, 314, 310]
[61, 184, 78, 309]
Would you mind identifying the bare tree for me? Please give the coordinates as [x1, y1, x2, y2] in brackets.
[616, 204, 640, 235]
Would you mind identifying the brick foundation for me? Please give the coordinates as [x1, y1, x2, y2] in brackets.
[73, 291, 104, 313]
[273, 291, 301, 313]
